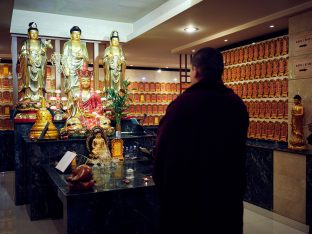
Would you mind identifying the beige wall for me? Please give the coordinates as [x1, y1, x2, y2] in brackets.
[273, 151, 306, 223]
[288, 10, 312, 149]
[125, 69, 179, 83]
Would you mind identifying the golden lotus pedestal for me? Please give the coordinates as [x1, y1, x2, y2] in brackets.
[29, 108, 58, 140]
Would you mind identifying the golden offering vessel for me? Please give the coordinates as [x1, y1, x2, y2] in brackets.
[29, 98, 58, 140]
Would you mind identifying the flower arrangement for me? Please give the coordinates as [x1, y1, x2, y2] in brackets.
[106, 80, 132, 131]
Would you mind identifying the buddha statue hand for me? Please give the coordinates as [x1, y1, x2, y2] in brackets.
[76, 51, 83, 59]
[64, 67, 70, 77]
[84, 111, 95, 118]
[44, 39, 53, 49]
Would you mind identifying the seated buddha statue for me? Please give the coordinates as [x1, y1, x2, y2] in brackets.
[91, 133, 111, 164]
[77, 70, 114, 135]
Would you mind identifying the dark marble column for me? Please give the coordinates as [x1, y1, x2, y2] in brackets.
[244, 146, 273, 210]
[14, 122, 34, 205]
[0, 130, 14, 172]
[14, 121, 65, 205]
[24, 139, 88, 220]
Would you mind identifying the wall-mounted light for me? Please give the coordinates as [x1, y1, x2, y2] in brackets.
[192, 49, 196, 53]
[157, 69, 162, 73]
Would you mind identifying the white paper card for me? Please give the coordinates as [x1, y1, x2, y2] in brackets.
[55, 151, 76, 172]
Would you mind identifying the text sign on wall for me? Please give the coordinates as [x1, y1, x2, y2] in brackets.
[293, 56, 312, 78]
[294, 31, 312, 54]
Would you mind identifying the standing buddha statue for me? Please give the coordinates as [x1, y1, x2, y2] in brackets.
[103, 30, 126, 93]
[62, 26, 89, 105]
[289, 95, 305, 150]
[19, 22, 53, 103]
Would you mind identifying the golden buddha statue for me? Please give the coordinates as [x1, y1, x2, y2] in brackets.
[77, 70, 114, 135]
[289, 95, 305, 150]
[91, 133, 111, 164]
[19, 22, 53, 103]
[86, 126, 111, 165]
[62, 26, 89, 105]
[29, 98, 58, 140]
[103, 31, 126, 93]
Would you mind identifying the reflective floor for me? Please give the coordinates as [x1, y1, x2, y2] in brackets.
[0, 171, 309, 234]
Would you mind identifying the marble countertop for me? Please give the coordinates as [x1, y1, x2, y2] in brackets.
[23, 133, 156, 144]
[246, 139, 312, 156]
[43, 160, 155, 197]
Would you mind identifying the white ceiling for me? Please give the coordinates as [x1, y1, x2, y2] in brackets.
[14, 0, 168, 22]
[1, 0, 312, 68]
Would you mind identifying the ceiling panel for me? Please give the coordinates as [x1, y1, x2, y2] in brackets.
[14, 0, 168, 22]
[1, 0, 312, 68]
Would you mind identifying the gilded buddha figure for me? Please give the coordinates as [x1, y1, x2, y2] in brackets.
[62, 26, 89, 104]
[60, 70, 113, 136]
[289, 95, 305, 150]
[19, 22, 53, 103]
[78, 70, 103, 118]
[86, 127, 112, 165]
[103, 31, 126, 93]
[77, 70, 113, 134]
[91, 133, 111, 164]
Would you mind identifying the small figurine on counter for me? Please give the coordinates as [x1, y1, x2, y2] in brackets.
[66, 164, 95, 191]
[289, 95, 305, 150]
[91, 133, 111, 164]
[86, 126, 111, 166]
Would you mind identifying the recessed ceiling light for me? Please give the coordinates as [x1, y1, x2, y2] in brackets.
[173, 78, 178, 82]
[184, 26, 199, 33]
[224, 39, 228, 42]
[269, 25, 274, 28]
[130, 64, 133, 66]
[141, 77, 146, 81]
[252, 42, 256, 45]
[157, 69, 162, 73]
[166, 66, 169, 68]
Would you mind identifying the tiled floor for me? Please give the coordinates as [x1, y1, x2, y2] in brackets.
[0, 171, 310, 234]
